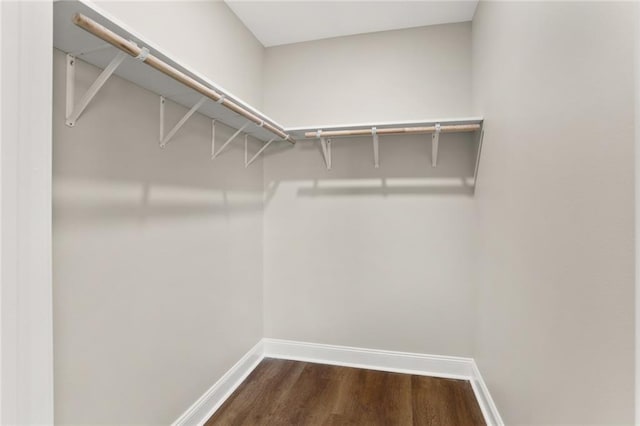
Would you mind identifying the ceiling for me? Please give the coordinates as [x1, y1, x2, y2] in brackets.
[225, 1, 479, 47]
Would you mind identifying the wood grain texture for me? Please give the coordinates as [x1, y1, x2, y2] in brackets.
[206, 358, 485, 426]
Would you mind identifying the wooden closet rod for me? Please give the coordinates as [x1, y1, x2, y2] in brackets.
[72, 13, 294, 143]
[304, 124, 480, 138]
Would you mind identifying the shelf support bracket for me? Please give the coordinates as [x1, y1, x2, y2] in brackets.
[211, 120, 216, 158]
[65, 51, 127, 127]
[244, 134, 248, 165]
[159, 96, 207, 147]
[472, 128, 485, 193]
[246, 138, 276, 168]
[372, 127, 379, 168]
[212, 122, 250, 159]
[431, 123, 441, 167]
[319, 135, 332, 170]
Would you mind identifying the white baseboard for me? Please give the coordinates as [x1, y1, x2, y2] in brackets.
[470, 361, 504, 426]
[263, 338, 503, 426]
[173, 338, 503, 426]
[172, 340, 264, 426]
[263, 338, 474, 379]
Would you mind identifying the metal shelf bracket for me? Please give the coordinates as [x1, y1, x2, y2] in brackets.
[212, 122, 250, 159]
[372, 127, 379, 168]
[65, 51, 127, 127]
[431, 123, 441, 167]
[320, 136, 332, 170]
[211, 120, 216, 158]
[159, 96, 206, 147]
[246, 138, 276, 168]
[472, 129, 485, 193]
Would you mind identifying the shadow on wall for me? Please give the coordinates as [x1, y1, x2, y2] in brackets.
[52, 49, 266, 424]
[263, 131, 481, 201]
[54, 48, 481, 231]
[53, 50, 267, 228]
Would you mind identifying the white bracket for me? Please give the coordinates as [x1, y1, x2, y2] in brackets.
[432, 123, 441, 167]
[472, 129, 485, 193]
[246, 138, 276, 168]
[372, 127, 379, 168]
[211, 120, 216, 158]
[320, 137, 332, 170]
[159, 96, 206, 147]
[65, 51, 127, 127]
[212, 122, 250, 159]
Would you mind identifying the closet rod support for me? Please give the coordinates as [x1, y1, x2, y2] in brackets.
[211, 120, 216, 158]
[472, 129, 485, 194]
[372, 127, 379, 168]
[159, 96, 207, 147]
[244, 134, 248, 165]
[246, 138, 276, 167]
[320, 137, 332, 170]
[65, 51, 127, 127]
[212, 122, 250, 159]
[431, 123, 441, 167]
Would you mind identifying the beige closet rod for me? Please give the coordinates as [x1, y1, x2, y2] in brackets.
[72, 13, 294, 143]
[304, 124, 480, 138]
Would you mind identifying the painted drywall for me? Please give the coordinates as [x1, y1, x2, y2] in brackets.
[636, 3, 640, 422]
[1, 2, 53, 424]
[262, 23, 478, 356]
[94, 0, 265, 108]
[52, 2, 637, 423]
[263, 23, 472, 126]
[52, 48, 264, 424]
[472, 2, 635, 424]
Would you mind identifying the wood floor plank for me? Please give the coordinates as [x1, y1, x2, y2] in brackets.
[333, 368, 413, 425]
[411, 374, 485, 426]
[271, 362, 341, 424]
[205, 359, 306, 426]
[207, 359, 486, 426]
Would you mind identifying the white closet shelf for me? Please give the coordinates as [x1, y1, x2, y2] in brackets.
[54, 0, 292, 143]
[286, 118, 484, 172]
[54, 1, 484, 179]
[285, 117, 483, 139]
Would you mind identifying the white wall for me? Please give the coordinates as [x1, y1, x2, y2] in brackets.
[94, 0, 265, 107]
[262, 23, 478, 356]
[1, 2, 53, 424]
[472, 2, 635, 424]
[263, 23, 472, 126]
[636, 3, 640, 422]
[53, 2, 268, 423]
[53, 47, 264, 423]
[51, 2, 638, 423]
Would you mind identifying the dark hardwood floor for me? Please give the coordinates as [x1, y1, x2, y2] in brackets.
[206, 358, 486, 426]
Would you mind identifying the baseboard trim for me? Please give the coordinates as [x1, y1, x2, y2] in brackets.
[470, 361, 504, 426]
[263, 338, 502, 425]
[263, 338, 473, 380]
[172, 340, 264, 426]
[173, 338, 503, 426]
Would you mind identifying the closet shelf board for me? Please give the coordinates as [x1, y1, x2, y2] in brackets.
[53, 0, 285, 143]
[286, 117, 484, 140]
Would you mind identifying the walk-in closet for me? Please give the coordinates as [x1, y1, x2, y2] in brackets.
[1, 1, 637, 425]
